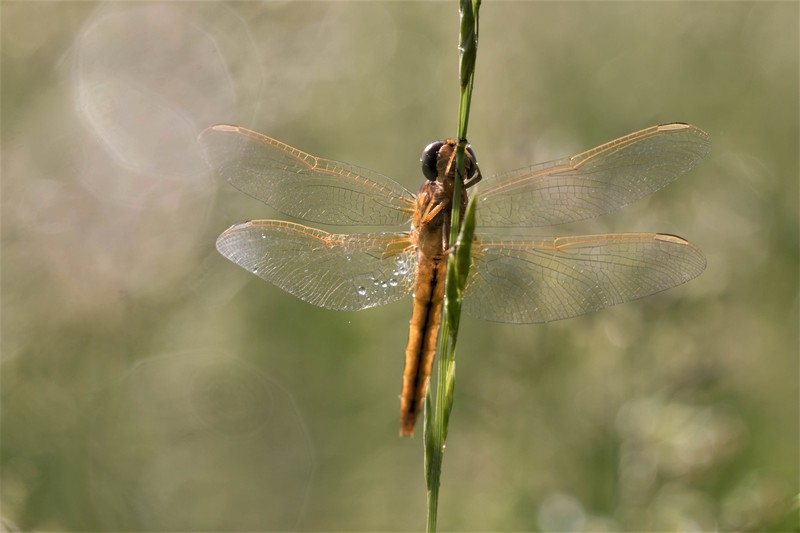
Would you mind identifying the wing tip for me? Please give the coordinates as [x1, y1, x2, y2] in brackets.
[655, 233, 708, 274]
[216, 221, 255, 243]
[654, 233, 690, 245]
[210, 124, 240, 133]
[197, 123, 242, 141]
[657, 122, 711, 144]
[657, 122, 692, 132]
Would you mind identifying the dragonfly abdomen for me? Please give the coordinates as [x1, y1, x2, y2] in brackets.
[400, 255, 447, 437]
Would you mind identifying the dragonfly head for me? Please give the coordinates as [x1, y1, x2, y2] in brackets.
[420, 139, 478, 182]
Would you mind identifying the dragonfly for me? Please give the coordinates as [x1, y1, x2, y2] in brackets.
[200, 123, 710, 436]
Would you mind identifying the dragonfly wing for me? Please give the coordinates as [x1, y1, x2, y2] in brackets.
[463, 233, 706, 323]
[476, 123, 711, 227]
[217, 220, 417, 310]
[199, 125, 416, 226]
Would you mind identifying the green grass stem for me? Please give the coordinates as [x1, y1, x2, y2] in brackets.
[424, 1, 480, 531]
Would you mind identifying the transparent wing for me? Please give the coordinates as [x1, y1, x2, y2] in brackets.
[476, 123, 711, 227]
[199, 125, 417, 226]
[216, 220, 416, 311]
[463, 233, 706, 323]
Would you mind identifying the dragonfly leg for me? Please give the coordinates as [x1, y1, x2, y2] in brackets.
[443, 148, 457, 180]
[442, 211, 451, 251]
[420, 202, 443, 225]
[464, 162, 483, 189]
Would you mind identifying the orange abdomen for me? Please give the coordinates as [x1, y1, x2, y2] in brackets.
[399, 255, 447, 436]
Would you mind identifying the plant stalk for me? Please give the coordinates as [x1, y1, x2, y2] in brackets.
[424, 1, 480, 531]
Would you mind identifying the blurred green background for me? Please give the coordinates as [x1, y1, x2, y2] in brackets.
[2, 2, 797, 531]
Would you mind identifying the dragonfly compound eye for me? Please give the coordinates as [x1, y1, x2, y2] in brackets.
[420, 141, 445, 181]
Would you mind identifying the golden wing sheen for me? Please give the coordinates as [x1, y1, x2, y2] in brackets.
[476, 123, 710, 227]
[215, 222, 706, 324]
[200, 125, 416, 226]
[215, 220, 416, 311]
[202, 123, 709, 435]
[464, 232, 706, 323]
[202, 122, 708, 323]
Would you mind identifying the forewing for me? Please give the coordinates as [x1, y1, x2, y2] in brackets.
[476, 123, 711, 227]
[217, 220, 417, 310]
[200, 125, 416, 226]
[463, 233, 706, 323]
